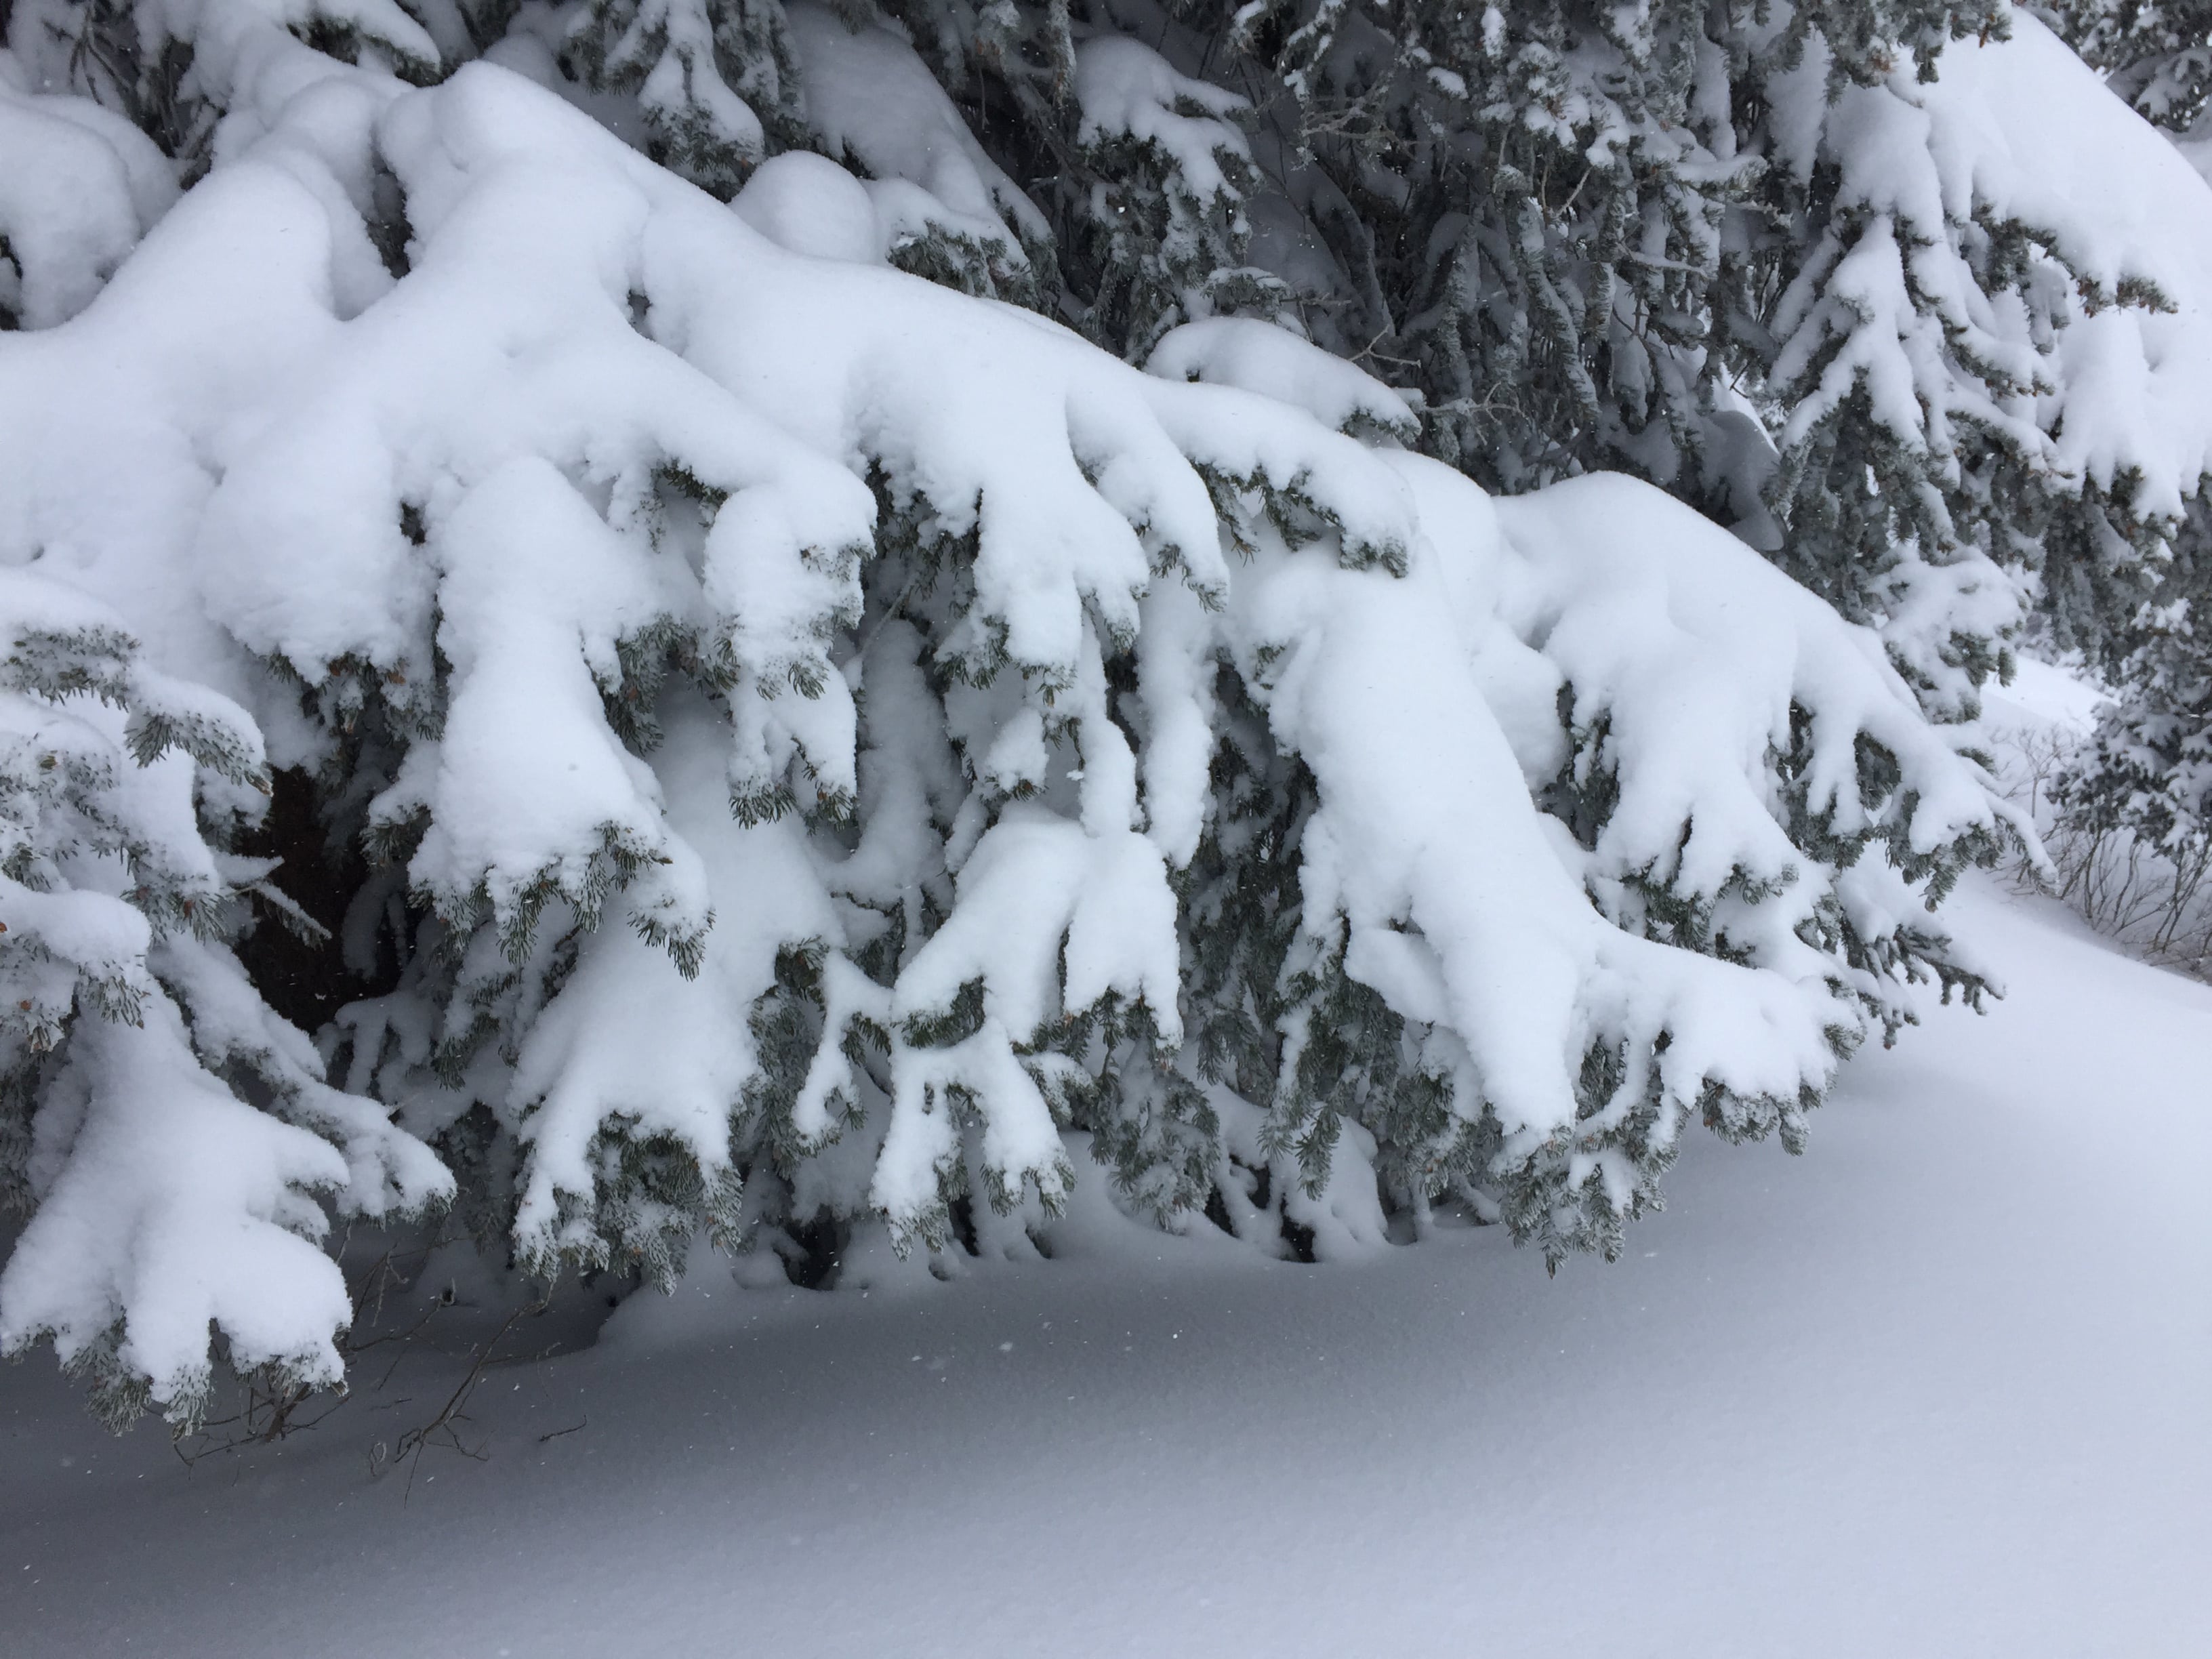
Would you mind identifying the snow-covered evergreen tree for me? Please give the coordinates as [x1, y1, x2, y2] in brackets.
[2051, 498, 2212, 954]
[2044, 0, 2212, 129]
[24, 0, 2212, 1427]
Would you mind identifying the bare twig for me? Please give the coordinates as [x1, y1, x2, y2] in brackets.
[382, 1296, 548, 1502]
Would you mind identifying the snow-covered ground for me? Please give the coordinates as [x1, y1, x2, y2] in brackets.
[3, 878, 2207, 1658]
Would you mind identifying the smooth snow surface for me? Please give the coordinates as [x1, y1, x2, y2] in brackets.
[2, 880, 2205, 1656]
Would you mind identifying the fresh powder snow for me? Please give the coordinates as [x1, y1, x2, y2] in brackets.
[1, 877, 2205, 1658]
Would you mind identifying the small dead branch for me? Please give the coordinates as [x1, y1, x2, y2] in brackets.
[377, 1296, 548, 1502]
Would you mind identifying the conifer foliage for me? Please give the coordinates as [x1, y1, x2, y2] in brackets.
[910, 3, 2212, 711]
[2051, 499, 2212, 960]
[11, 0, 2203, 1425]
[0, 567, 451, 1426]
[2045, 0, 2212, 129]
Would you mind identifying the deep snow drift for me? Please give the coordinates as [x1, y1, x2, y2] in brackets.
[1, 876, 2205, 1658]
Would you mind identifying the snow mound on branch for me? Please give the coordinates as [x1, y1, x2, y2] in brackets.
[1147, 318, 1418, 440]
[1224, 471, 1856, 1242]
[1072, 35, 1251, 203]
[0, 566, 448, 1425]
[782, 1, 1045, 284]
[1, 1002, 355, 1410]
[557, 0, 790, 198]
[0, 54, 178, 329]
[506, 694, 838, 1272]
[1776, 12, 2212, 523]
[732, 149, 883, 262]
[1923, 15, 2212, 520]
[1488, 472, 2032, 1031]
